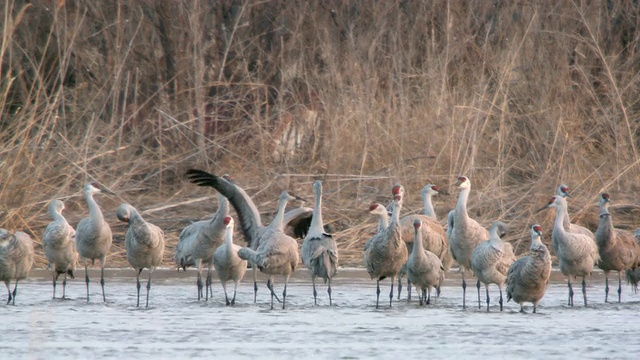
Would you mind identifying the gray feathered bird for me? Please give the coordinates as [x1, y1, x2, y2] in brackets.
[506, 224, 552, 313]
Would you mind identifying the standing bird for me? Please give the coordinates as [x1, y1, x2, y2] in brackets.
[448, 176, 490, 309]
[75, 182, 114, 302]
[116, 203, 165, 308]
[0, 229, 34, 305]
[394, 185, 449, 300]
[543, 196, 599, 306]
[506, 224, 552, 313]
[186, 169, 307, 303]
[236, 191, 301, 309]
[174, 193, 229, 301]
[550, 184, 595, 253]
[594, 193, 640, 303]
[42, 199, 79, 299]
[363, 185, 408, 308]
[471, 221, 515, 311]
[213, 216, 247, 305]
[301, 180, 339, 305]
[406, 219, 445, 305]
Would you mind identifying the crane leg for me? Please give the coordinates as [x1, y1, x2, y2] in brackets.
[205, 269, 212, 302]
[136, 269, 142, 307]
[100, 266, 106, 303]
[327, 278, 332, 306]
[389, 277, 395, 307]
[312, 276, 318, 306]
[617, 271, 622, 303]
[397, 276, 402, 300]
[376, 279, 381, 309]
[419, 288, 423, 306]
[146, 270, 152, 308]
[85, 265, 90, 302]
[485, 284, 490, 312]
[604, 272, 609, 303]
[477, 279, 482, 309]
[282, 275, 289, 310]
[222, 281, 230, 305]
[582, 276, 588, 307]
[52, 272, 59, 299]
[461, 272, 467, 310]
[407, 280, 412, 301]
[5, 282, 11, 305]
[197, 271, 203, 301]
[11, 281, 18, 305]
[498, 286, 504, 312]
[252, 268, 258, 304]
[567, 278, 574, 307]
[426, 288, 431, 305]
[62, 273, 68, 299]
[231, 280, 238, 305]
[267, 277, 276, 310]
[520, 304, 526, 313]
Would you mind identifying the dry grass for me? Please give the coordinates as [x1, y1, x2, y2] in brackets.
[1, 1, 639, 268]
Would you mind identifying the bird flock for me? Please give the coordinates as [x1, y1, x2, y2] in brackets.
[1, 171, 639, 313]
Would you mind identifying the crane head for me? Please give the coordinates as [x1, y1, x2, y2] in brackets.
[557, 184, 571, 198]
[532, 224, 543, 236]
[223, 216, 233, 226]
[391, 184, 403, 201]
[456, 176, 470, 189]
[413, 219, 421, 229]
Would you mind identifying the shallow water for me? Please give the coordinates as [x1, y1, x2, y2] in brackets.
[1, 268, 639, 359]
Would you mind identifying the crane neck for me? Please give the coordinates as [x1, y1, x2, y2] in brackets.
[211, 196, 230, 224]
[553, 204, 569, 237]
[422, 193, 437, 220]
[85, 192, 105, 224]
[224, 225, 234, 248]
[599, 201, 611, 216]
[50, 208, 67, 224]
[454, 186, 470, 224]
[530, 234, 544, 251]
[390, 198, 402, 226]
[376, 211, 389, 233]
[128, 208, 144, 225]
[269, 196, 289, 230]
[412, 226, 425, 254]
[488, 229, 503, 249]
[308, 186, 324, 235]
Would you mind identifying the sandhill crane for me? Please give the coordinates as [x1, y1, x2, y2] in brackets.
[213, 216, 247, 305]
[627, 229, 640, 291]
[549, 184, 595, 253]
[364, 185, 408, 308]
[543, 196, 599, 306]
[470, 221, 515, 311]
[594, 193, 640, 303]
[75, 182, 114, 302]
[236, 191, 301, 309]
[0, 229, 34, 305]
[448, 176, 489, 309]
[43, 199, 79, 299]
[391, 185, 449, 301]
[406, 219, 445, 305]
[174, 193, 229, 301]
[506, 224, 552, 313]
[186, 169, 306, 303]
[301, 180, 339, 306]
[116, 203, 165, 308]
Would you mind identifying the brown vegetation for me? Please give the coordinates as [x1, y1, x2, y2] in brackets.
[1, 1, 639, 267]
